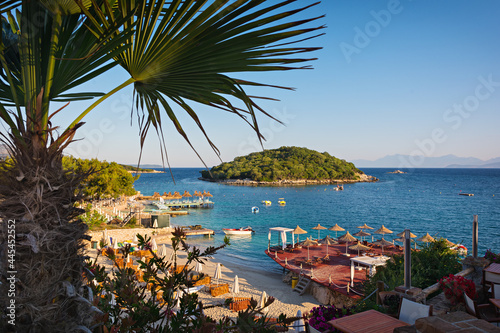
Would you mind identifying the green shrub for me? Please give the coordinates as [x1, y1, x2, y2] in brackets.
[362, 239, 462, 304]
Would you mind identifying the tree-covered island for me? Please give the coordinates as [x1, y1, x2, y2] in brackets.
[200, 146, 378, 185]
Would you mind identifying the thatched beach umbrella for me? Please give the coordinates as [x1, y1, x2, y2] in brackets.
[338, 231, 357, 255]
[349, 241, 371, 256]
[353, 230, 371, 242]
[397, 231, 417, 238]
[373, 238, 393, 253]
[293, 225, 308, 243]
[394, 237, 417, 249]
[374, 225, 393, 239]
[311, 224, 327, 239]
[329, 223, 345, 238]
[357, 223, 374, 230]
[205, 191, 213, 197]
[442, 238, 455, 247]
[182, 191, 192, 198]
[319, 235, 338, 256]
[417, 233, 435, 243]
[302, 238, 318, 261]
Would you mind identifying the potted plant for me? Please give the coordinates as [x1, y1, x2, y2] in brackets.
[438, 274, 476, 305]
[307, 304, 355, 332]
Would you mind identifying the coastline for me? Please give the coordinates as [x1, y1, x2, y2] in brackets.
[87, 229, 319, 321]
[199, 173, 378, 186]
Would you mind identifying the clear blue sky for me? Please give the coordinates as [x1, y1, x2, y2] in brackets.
[58, 0, 500, 167]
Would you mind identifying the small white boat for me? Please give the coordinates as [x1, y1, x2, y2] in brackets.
[278, 198, 286, 206]
[262, 200, 271, 206]
[222, 227, 254, 235]
[252, 206, 259, 213]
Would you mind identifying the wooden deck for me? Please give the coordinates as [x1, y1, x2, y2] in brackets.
[265, 241, 404, 298]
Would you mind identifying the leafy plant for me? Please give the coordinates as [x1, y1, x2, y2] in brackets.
[307, 304, 356, 332]
[484, 249, 500, 263]
[362, 239, 462, 301]
[80, 210, 108, 229]
[0, 1, 324, 331]
[85, 228, 294, 332]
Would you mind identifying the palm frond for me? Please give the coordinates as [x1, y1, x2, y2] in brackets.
[78, 0, 324, 159]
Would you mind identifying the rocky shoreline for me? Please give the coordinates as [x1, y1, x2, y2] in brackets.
[199, 173, 378, 186]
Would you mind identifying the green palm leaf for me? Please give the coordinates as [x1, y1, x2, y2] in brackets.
[71, 0, 324, 161]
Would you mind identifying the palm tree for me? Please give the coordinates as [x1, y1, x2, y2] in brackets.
[0, 1, 323, 331]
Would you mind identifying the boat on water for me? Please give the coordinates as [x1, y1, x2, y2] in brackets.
[222, 227, 255, 235]
[252, 206, 259, 213]
[278, 198, 286, 206]
[333, 185, 344, 191]
[262, 200, 271, 206]
[459, 193, 474, 196]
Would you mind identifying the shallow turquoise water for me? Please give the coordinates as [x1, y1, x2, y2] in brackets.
[133, 168, 500, 273]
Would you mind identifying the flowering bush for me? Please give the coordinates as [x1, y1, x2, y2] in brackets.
[438, 274, 476, 305]
[485, 249, 500, 263]
[307, 304, 355, 332]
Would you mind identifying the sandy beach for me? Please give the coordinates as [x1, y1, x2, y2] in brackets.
[86, 229, 320, 322]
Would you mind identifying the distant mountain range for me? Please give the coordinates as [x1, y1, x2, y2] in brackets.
[352, 154, 500, 168]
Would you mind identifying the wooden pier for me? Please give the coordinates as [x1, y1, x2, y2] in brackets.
[183, 228, 215, 237]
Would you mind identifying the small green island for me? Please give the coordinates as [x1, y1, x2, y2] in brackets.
[200, 146, 377, 185]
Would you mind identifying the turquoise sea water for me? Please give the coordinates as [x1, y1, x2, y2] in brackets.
[133, 168, 500, 274]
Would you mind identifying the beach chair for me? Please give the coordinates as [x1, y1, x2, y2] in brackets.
[492, 283, 500, 298]
[464, 292, 500, 324]
[398, 297, 433, 325]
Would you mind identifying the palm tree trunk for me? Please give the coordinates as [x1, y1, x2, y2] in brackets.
[0, 134, 92, 332]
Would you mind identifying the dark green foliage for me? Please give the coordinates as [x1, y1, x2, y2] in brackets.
[362, 239, 462, 300]
[119, 164, 156, 173]
[201, 146, 362, 182]
[63, 157, 138, 199]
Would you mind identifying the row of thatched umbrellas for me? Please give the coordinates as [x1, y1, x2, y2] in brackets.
[152, 190, 213, 200]
[292, 223, 440, 260]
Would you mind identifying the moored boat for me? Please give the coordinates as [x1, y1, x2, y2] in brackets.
[278, 198, 286, 206]
[222, 227, 255, 235]
[252, 206, 259, 213]
[262, 200, 271, 206]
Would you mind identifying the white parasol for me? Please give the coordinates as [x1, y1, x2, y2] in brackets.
[158, 244, 167, 258]
[292, 310, 304, 332]
[258, 290, 268, 312]
[151, 239, 158, 252]
[214, 263, 222, 285]
[133, 234, 138, 243]
[195, 261, 203, 274]
[232, 275, 240, 294]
